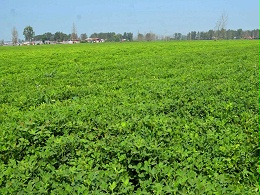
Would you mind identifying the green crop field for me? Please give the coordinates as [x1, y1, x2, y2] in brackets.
[0, 40, 259, 194]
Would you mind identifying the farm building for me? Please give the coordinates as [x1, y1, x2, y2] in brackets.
[86, 38, 105, 43]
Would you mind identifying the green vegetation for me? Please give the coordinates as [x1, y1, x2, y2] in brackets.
[0, 40, 259, 194]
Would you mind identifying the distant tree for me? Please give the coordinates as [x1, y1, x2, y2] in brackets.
[23, 26, 35, 41]
[190, 31, 196, 40]
[114, 33, 122, 42]
[90, 33, 98, 38]
[215, 12, 228, 39]
[123, 32, 127, 40]
[34, 34, 44, 41]
[54, 31, 68, 42]
[107, 32, 116, 41]
[80, 33, 87, 41]
[122, 32, 133, 41]
[145, 32, 155, 41]
[98, 32, 107, 40]
[187, 32, 191, 40]
[145, 33, 151, 41]
[252, 29, 259, 39]
[71, 23, 78, 40]
[174, 33, 182, 40]
[44, 32, 53, 41]
[236, 29, 243, 39]
[90, 32, 125, 42]
[54, 32, 60, 42]
[175, 33, 178, 40]
[12, 27, 18, 45]
[242, 30, 251, 39]
[178, 33, 182, 40]
[252, 29, 257, 39]
[226, 29, 234, 39]
[137, 33, 144, 41]
[196, 31, 200, 40]
[127, 32, 133, 41]
[208, 30, 214, 40]
[0, 39, 4, 45]
[199, 31, 204, 39]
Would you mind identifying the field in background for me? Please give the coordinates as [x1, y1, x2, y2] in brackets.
[0, 40, 259, 194]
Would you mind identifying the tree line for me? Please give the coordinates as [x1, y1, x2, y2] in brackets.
[20, 27, 260, 42]
[12, 25, 133, 43]
[187, 29, 259, 40]
[136, 29, 259, 41]
[3, 24, 259, 45]
[90, 32, 133, 42]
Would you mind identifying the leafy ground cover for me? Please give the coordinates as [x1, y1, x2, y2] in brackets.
[0, 40, 259, 194]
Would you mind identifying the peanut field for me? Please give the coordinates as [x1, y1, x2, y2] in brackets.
[0, 40, 259, 194]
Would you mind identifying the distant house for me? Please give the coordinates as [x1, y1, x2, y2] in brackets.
[34, 41, 43, 45]
[22, 42, 31, 46]
[86, 38, 104, 43]
[68, 40, 80, 44]
[3, 41, 13, 46]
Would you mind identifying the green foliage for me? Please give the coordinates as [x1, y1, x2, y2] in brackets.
[23, 26, 35, 41]
[0, 41, 259, 194]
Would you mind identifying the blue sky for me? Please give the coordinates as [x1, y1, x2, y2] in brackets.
[1, 0, 259, 40]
